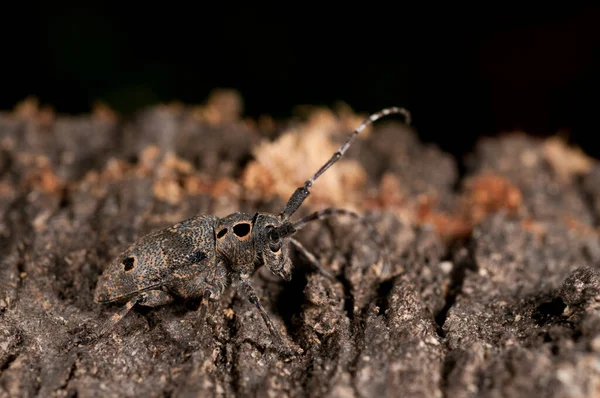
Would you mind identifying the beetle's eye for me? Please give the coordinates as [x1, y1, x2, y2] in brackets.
[265, 225, 280, 252]
[123, 256, 136, 272]
[217, 228, 228, 239]
[269, 228, 280, 242]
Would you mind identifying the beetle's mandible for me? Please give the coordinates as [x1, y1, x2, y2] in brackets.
[92, 107, 411, 355]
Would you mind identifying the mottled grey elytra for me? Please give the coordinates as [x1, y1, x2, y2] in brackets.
[93, 107, 411, 356]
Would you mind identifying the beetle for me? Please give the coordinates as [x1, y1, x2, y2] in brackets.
[92, 107, 411, 355]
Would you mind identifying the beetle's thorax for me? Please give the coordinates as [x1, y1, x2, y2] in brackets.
[215, 212, 259, 272]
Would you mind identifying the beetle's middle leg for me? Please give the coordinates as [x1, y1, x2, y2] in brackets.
[98, 290, 174, 337]
[238, 273, 299, 356]
[74, 290, 174, 347]
[192, 264, 230, 336]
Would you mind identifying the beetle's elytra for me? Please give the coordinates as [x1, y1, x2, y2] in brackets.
[93, 107, 411, 355]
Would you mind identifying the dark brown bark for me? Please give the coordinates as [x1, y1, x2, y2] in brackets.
[0, 99, 598, 397]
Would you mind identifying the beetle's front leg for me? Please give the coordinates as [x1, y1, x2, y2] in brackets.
[198, 287, 221, 329]
[186, 264, 230, 341]
[137, 290, 175, 307]
[290, 237, 335, 279]
[238, 273, 300, 357]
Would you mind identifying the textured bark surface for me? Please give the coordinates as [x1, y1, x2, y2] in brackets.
[0, 95, 599, 397]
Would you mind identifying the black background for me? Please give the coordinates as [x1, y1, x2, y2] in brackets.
[2, 3, 599, 160]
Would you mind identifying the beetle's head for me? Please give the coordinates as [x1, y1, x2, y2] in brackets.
[253, 213, 295, 281]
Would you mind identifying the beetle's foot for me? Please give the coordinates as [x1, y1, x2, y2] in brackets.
[63, 325, 99, 351]
[274, 341, 303, 360]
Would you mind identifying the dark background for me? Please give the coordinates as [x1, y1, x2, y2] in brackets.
[2, 3, 599, 160]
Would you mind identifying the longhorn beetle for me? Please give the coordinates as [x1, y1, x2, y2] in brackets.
[93, 107, 411, 355]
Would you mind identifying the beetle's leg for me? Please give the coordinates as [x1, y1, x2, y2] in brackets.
[191, 265, 228, 326]
[238, 273, 296, 355]
[198, 294, 209, 325]
[68, 296, 139, 348]
[290, 237, 335, 280]
[96, 291, 173, 339]
[138, 290, 175, 307]
[91, 296, 139, 342]
[198, 288, 217, 327]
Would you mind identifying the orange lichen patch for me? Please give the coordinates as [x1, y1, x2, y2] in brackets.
[563, 216, 599, 237]
[460, 173, 522, 224]
[376, 173, 406, 207]
[32, 167, 64, 193]
[182, 175, 213, 196]
[241, 162, 276, 199]
[83, 158, 132, 187]
[138, 146, 194, 180]
[136, 145, 162, 176]
[241, 106, 368, 210]
[210, 178, 241, 198]
[257, 114, 277, 135]
[409, 174, 522, 242]
[144, 148, 242, 204]
[13, 97, 40, 119]
[521, 218, 546, 237]
[415, 194, 472, 241]
[542, 136, 593, 182]
[153, 179, 185, 205]
[92, 101, 119, 123]
[292, 102, 368, 131]
[425, 212, 473, 242]
[182, 175, 241, 198]
[191, 89, 244, 125]
[243, 113, 278, 137]
[19, 155, 65, 194]
[188, 176, 243, 201]
[414, 194, 438, 223]
[364, 176, 473, 242]
[158, 101, 186, 114]
[1, 136, 16, 151]
[11, 97, 55, 126]
[102, 158, 133, 180]
[0, 181, 16, 198]
[151, 151, 196, 205]
[156, 152, 195, 177]
[37, 106, 55, 127]
[521, 217, 599, 241]
[362, 173, 410, 212]
[81, 144, 243, 205]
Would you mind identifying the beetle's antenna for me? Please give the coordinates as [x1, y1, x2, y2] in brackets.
[279, 107, 411, 219]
